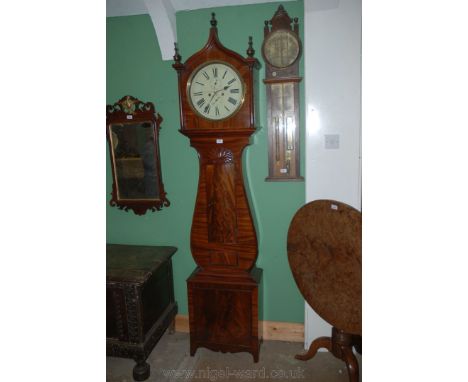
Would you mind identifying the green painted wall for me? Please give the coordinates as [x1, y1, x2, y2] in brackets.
[107, 0, 305, 323]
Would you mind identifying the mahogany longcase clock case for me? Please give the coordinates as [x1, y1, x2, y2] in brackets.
[173, 14, 262, 361]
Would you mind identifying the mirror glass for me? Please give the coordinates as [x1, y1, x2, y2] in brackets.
[109, 122, 160, 200]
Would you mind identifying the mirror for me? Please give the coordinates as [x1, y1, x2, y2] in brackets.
[110, 122, 160, 199]
[107, 96, 170, 215]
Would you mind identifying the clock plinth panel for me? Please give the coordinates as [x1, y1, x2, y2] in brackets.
[188, 267, 262, 362]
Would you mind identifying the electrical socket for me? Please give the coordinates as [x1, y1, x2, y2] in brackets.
[324, 134, 340, 149]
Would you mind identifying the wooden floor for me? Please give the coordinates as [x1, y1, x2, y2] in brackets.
[106, 331, 362, 381]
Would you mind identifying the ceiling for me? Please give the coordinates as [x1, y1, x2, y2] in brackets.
[107, 0, 294, 17]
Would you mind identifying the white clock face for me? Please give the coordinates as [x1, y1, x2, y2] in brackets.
[263, 30, 300, 68]
[187, 62, 244, 121]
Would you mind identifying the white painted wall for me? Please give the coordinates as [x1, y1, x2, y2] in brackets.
[303, 0, 362, 348]
[144, 0, 177, 60]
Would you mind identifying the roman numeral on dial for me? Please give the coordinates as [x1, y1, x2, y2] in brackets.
[197, 98, 205, 107]
[228, 97, 237, 105]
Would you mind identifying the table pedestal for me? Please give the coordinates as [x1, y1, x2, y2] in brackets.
[296, 327, 359, 382]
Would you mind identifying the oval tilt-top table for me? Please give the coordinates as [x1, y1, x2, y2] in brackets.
[287, 200, 362, 382]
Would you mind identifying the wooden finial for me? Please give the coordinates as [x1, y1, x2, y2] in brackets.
[210, 12, 217, 27]
[264, 20, 270, 36]
[173, 42, 181, 63]
[246, 36, 255, 57]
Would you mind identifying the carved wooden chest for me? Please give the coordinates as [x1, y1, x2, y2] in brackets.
[106, 244, 177, 381]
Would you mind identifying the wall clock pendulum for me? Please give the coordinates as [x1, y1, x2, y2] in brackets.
[173, 14, 262, 361]
[262, 5, 303, 181]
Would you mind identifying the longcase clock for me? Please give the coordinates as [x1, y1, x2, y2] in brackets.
[173, 14, 261, 361]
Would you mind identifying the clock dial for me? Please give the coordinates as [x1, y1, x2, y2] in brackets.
[263, 30, 300, 68]
[187, 62, 244, 121]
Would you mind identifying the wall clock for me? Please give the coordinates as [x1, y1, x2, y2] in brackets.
[262, 5, 303, 181]
[173, 14, 261, 362]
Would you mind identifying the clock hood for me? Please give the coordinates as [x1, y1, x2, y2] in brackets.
[173, 12, 260, 132]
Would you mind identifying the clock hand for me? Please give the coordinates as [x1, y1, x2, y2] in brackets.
[213, 87, 225, 95]
[204, 88, 221, 113]
[208, 85, 225, 105]
[211, 84, 232, 106]
[208, 92, 217, 105]
[213, 95, 222, 105]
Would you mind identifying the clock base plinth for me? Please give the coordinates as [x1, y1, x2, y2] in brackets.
[187, 267, 262, 363]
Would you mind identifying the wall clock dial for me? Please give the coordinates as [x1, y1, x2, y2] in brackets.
[187, 62, 244, 120]
[263, 30, 300, 68]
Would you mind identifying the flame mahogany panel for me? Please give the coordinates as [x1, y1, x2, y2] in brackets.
[181, 130, 258, 272]
[187, 267, 262, 362]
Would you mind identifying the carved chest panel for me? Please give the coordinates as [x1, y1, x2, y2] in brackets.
[106, 244, 177, 363]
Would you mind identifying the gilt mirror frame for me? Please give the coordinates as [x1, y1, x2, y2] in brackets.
[106, 95, 170, 215]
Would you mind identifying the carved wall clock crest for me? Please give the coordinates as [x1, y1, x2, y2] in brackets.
[262, 5, 303, 181]
[173, 13, 262, 362]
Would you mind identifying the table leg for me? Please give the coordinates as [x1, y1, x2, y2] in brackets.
[342, 346, 359, 382]
[295, 336, 332, 361]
